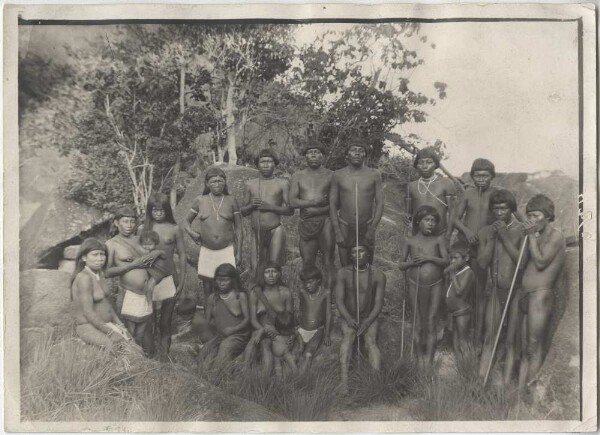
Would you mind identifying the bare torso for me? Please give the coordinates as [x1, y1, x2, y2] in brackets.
[461, 187, 497, 236]
[253, 285, 291, 325]
[409, 177, 454, 231]
[194, 194, 236, 250]
[246, 178, 288, 231]
[522, 227, 566, 290]
[483, 223, 525, 289]
[294, 168, 332, 214]
[72, 269, 114, 325]
[299, 289, 328, 330]
[149, 222, 180, 274]
[334, 167, 380, 225]
[211, 293, 247, 333]
[340, 266, 382, 319]
[406, 235, 445, 285]
[106, 235, 147, 294]
[445, 267, 475, 312]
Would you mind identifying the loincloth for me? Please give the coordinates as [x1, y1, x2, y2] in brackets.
[197, 244, 235, 279]
[409, 277, 444, 290]
[121, 289, 153, 322]
[299, 215, 329, 241]
[297, 326, 323, 344]
[152, 275, 176, 302]
[338, 215, 374, 249]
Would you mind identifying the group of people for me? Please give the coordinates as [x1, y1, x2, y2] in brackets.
[71, 138, 566, 393]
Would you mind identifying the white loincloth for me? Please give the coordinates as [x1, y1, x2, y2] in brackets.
[152, 275, 176, 302]
[121, 290, 153, 321]
[298, 327, 320, 344]
[197, 244, 235, 278]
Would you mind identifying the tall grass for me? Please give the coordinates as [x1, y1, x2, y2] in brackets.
[21, 327, 211, 421]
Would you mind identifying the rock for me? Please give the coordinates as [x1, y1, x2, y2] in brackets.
[58, 259, 76, 274]
[20, 269, 73, 329]
[62, 245, 80, 260]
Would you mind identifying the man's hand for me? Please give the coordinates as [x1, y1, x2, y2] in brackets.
[365, 224, 376, 242]
[443, 263, 459, 277]
[495, 221, 510, 240]
[356, 322, 370, 336]
[250, 329, 264, 345]
[335, 230, 346, 247]
[323, 335, 332, 346]
[264, 324, 278, 339]
[345, 318, 359, 330]
[522, 220, 539, 235]
[413, 254, 429, 266]
[234, 249, 242, 267]
[300, 207, 317, 220]
[465, 229, 479, 244]
[402, 213, 412, 229]
[311, 196, 328, 207]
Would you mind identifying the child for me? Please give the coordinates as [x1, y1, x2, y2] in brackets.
[138, 230, 168, 304]
[399, 205, 449, 366]
[476, 189, 526, 380]
[451, 158, 497, 350]
[405, 147, 457, 237]
[296, 266, 332, 375]
[444, 241, 475, 357]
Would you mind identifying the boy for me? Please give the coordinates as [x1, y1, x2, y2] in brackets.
[241, 149, 293, 281]
[451, 158, 498, 350]
[476, 189, 526, 379]
[405, 147, 457, 236]
[138, 230, 168, 304]
[330, 139, 384, 266]
[518, 194, 565, 392]
[296, 266, 332, 375]
[399, 205, 449, 366]
[444, 241, 475, 357]
[336, 242, 386, 391]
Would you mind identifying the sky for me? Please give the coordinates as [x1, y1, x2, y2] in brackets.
[20, 21, 580, 177]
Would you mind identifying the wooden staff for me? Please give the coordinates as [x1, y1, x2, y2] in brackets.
[256, 174, 262, 282]
[410, 266, 421, 357]
[474, 187, 482, 343]
[401, 159, 412, 359]
[355, 183, 360, 365]
[483, 235, 529, 387]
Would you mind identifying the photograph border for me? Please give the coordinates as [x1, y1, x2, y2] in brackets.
[5, 3, 597, 432]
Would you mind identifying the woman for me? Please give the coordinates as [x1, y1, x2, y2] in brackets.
[142, 192, 187, 359]
[244, 262, 296, 376]
[192, 263, 250, 370]
[184, 167, 243, 303]
[72, 238, 132, 347]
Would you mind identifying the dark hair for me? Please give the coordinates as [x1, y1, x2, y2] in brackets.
[345, 138, 369, 155]
[470, 158, 496, 178]
[412, 205, 441, 235]
[114, 204, 137, 220]
[489, 189, 517, 213]
[258, 261, 283, 288]
[302, 140, 326, 156]
[202, 167, 230, 195]
[254, 148, 280, 167]
[144, 192, 175, 231]
[70, 238, 108, 295]
[139, 230, 160, 246]
[300, 266, 322, 282]
[413, 147, 440, 169]
[449, 241, 471, 259]
[349, 241, 374, 264]
[526, 194, 555, 222]
[214, 263, 243, 293]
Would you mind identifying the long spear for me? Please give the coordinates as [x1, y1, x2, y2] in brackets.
[401, 159, 411, 359]
[483, 235, 529, 387]
[355, 183, 360, 366]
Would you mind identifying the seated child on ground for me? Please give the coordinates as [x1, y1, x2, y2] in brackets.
[399, 205, 449, 366]
[296, 266, 332, 374]
[444, 241, 475, 357]
[139, 230, 168, 304]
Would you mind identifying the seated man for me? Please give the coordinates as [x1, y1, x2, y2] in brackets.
[335, 242, 386, 391]
[296, 266, 332, 375]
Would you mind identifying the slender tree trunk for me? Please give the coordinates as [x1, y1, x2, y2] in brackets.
[170, 66, 185, 210]
[224, 77, 238, 165]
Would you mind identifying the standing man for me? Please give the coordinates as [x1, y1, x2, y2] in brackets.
[105, 205, 160, 352]
[330, 139, 384, 266]
[518, 194, 566, 392]
[289, 142, 335, 290]
[241, 149, 293, 279]
[335, 243, 386, 391]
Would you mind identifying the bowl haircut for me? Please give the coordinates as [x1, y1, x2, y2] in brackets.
[254, 148, 280, 167]
[412, 205, 441, 235]
[470, 158, 496, 179]
[489, 188, 517, 213]
[526, 194, 555, 222]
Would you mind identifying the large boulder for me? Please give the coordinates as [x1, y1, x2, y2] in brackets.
[19, 194, 112, 270]
[20, 269, 73, 329]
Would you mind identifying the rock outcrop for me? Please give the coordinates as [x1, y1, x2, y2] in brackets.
[20, 269, 73, 329]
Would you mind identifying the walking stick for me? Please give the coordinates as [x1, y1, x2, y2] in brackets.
[355, 183, 360, 365]
[483, 235, 529, 387]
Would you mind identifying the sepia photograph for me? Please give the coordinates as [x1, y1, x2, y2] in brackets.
[5, 2, 597, 433]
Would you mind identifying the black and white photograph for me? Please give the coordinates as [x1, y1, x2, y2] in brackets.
[5, 2, 597, 432]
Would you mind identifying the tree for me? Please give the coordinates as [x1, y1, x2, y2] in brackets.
[284, 23, 447, 170]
